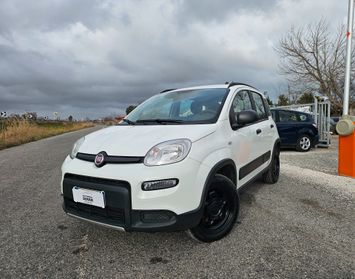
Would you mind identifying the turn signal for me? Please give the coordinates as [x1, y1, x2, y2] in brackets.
[142, 179, 178, 191]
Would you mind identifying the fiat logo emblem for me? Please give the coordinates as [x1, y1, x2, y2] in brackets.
[94, 152, 105, 167]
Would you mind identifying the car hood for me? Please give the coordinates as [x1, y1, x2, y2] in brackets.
[78, 124, 216, 156]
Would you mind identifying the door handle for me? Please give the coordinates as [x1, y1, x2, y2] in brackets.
[270, 124, 274, 128]
[256, 129, 262, 135]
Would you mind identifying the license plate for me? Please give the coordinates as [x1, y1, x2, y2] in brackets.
[72, 187, 105, 208]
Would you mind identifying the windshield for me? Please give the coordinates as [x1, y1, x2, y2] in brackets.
[125, 88, 229, 124]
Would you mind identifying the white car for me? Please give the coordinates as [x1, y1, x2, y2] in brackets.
[61, 82, 280, 242]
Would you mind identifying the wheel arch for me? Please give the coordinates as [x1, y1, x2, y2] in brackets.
[265, 138, 281, 169]
[199, 159, 237, 207]
[297, 127, 315, 137]
[273, 138, 281, 154]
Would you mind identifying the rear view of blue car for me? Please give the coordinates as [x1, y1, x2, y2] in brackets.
[271, 109, 319, 152]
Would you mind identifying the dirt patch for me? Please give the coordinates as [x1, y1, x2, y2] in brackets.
[299, 198, 344, 219]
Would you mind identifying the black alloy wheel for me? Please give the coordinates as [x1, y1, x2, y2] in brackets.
[188, 174, 239, 242]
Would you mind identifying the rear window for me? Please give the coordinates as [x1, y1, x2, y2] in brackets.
[278, 110, 298, 122]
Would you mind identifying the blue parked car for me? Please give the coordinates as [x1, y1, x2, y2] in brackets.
[271, 109, 319, 152]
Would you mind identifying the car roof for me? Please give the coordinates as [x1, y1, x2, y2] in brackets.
[271, 108, 312, 115]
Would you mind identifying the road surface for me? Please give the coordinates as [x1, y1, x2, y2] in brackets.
[0, 127, 354, 278]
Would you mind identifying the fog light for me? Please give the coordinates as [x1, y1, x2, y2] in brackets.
[142, 179, 178, 191]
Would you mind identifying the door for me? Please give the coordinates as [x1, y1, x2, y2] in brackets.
[229, 90, 261, 186]
[276, 110, 299, 145]
[248, 91, 274, 173]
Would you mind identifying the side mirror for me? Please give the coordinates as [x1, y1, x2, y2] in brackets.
[237, 110, 258, 126]
[230, 110, 258, 130]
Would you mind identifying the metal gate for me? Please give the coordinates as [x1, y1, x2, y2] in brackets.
[274, 97, 331, 147]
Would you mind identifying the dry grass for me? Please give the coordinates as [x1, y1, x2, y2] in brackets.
[0, 120, 94, 150]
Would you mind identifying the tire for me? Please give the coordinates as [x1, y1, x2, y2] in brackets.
[296, 134, 312, 152]
[262, 146, 280, 184]
[188, 174, 239, 243]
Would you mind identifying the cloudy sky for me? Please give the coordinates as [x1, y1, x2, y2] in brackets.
[0, 0, 348, 119]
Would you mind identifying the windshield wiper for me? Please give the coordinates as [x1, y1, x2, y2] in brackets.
[136, 119, 183, 124]
[121, 119, 136, 125]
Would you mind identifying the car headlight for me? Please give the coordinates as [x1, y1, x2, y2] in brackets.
[70, 137, 85, 159]
[144, 139, 192, 166]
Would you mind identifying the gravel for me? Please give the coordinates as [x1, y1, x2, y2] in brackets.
[280, 136, 339, 175]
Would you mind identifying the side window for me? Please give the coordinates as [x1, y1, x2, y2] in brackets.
[229, 90, 253, 127]
[271, 110, 277, 122]
[278, 110, 298, 122]
[251, 92, 267, 119]
[263, 97, 272, 117]
[231, 90, 253, 114]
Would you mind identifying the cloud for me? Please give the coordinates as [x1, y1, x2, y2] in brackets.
[0, 0, 347, 119]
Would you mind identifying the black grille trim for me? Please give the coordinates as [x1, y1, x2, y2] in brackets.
[64, 173, 130, 187]
[76, 152, 144, 164]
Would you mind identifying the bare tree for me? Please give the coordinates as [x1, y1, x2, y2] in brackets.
[276, 19, 355, 114]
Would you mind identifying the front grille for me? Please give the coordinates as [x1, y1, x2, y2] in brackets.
[76, 152, 144, 164]
[64, 198, 125, 224]
[64, 173, 130, 187]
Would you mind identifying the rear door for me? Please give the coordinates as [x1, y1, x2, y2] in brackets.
[276, 110, 299, 145]
[247, 91, 274, 173]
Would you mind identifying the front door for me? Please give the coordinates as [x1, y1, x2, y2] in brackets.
[229, 89, 261, 186]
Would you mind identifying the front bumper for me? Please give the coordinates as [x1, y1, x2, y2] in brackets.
[61, 155, 210, 214]
[62, 173, 203, 231]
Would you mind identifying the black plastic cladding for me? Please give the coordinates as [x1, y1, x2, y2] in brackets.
[160, 88, 176, 93]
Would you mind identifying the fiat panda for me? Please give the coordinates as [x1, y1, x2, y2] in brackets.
[61, 82, 280, 242]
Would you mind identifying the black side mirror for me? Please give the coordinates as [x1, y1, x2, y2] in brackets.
[230, 109, 258, 130]
[238, 110, 258, 125]
[230, 110, 258, 130]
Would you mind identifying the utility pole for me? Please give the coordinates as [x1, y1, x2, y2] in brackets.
[343, 0, 354, 116]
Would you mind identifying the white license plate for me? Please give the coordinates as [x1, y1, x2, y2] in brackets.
[72, 187, 105, 208]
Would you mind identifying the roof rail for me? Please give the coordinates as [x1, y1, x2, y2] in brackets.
[160, 88, 176, 93]
[225, 81, 257, 89]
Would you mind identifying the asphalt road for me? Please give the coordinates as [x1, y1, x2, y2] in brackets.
[0, 127, 354, 279]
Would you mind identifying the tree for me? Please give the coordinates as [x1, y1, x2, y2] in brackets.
[266, 96, 273, 106]
[297, 92, 314, 104]
[264, 92, 274, 106]
[277, 94, 289, 106]
[68, 115, 73, 122]
[22, 112, 37, 120]
[126, 105, 137, 115]
[276, 19, 355, 113]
